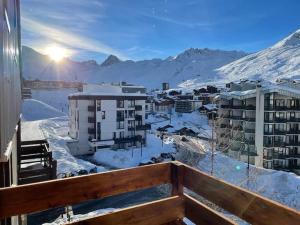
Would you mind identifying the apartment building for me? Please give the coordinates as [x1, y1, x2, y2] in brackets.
[68, 83, 151, 155]
[217, 79, 300, 174]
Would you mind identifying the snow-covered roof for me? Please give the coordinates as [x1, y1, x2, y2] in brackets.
[203, 104, 218, 111]
[220, 81, 300, 100]
[69, 92, 147, 99]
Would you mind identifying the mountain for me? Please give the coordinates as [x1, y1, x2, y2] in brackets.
[217, 29, 300, 82]
[21, 46, 246, 89]
[101, 55, 121, 67]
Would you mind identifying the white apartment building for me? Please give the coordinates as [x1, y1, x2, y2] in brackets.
[68, 83, 150, 155]
[217, 79, 300, 174]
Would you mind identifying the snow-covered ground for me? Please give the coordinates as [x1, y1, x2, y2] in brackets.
[93, 133, 175, 168]
[22, 99, 66, 121]
[31, 88, 77, 113]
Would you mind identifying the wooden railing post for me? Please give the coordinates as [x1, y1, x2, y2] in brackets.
[171, 161, 184, 196]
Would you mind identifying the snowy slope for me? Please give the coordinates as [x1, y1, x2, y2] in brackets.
[22, 46, 246, 89]
[22, 99, 66, 121]
[217, 29, 300, 82]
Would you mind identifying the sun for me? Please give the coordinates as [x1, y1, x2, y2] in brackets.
[45, 45, 67, 62]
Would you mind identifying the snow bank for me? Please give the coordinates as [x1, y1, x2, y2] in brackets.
[22, 99, 66, 121]
[93, 134, 176, 169]
[198, 151, 300, 210]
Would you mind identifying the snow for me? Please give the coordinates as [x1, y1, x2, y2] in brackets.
[197, 151, 300, 210]
[93, 134, 176, 168]
[31, 89, 77, 113]
[148, 111, 212, 138]
[22, 100, 105, 175]
[22, 99, 66, 121]
[217, 29, 300, 83]
[42, 208, 115, 225]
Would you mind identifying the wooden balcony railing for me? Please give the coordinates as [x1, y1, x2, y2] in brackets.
[0, 162, 299, 225]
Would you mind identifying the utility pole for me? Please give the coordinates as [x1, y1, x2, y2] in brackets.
[211, 113, 215, 176]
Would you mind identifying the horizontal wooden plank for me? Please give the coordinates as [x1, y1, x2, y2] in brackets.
[183, 164, 300, 225]
[19, 168, 51, 178]
[0, 162, 171, 218]
[163, 219, 187, 225]
[21, 140, 48, 146]
[184, 194, 236, 225]
[67, 196, 184, 225]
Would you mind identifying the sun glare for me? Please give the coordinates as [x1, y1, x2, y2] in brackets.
[45, 45, 67, 62]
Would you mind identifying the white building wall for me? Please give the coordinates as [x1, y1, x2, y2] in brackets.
[255, 86, 265, 167]
[99, 100, 118, 140]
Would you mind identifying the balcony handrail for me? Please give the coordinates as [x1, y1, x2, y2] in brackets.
[0, 162, 299, 225]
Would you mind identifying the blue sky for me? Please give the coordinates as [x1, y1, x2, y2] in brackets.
[21, 0, 300, 62]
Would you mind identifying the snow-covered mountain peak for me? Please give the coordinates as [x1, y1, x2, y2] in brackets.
[217, 28, 300, 83]
[101, 55, 121, 67]
[273, 29, 300, 49]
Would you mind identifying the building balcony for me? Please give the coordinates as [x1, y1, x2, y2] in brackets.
[114, 135, 141, 144]
[285, 142, 300, 146]
[273, 164, 300, 170]
[88, 116, 95, 123]
[135, 114, 143, 121]
[88, 128, 95, 134]
[264, 130, 286, 135]
[264, 106, 287, 111]
[88, 139, 114, 148]
[245, 105, 256, 110]
[135, 105, 143, 111]
[128, 126, 135, 131]
[87, 105, 95, 112]
[264, 118, 287, 123]
[136, 123, 151, 131]
[264, 142, 286, 147]
[287, 118, 300, 123]
[1, 162, 299, 225]
[18, 140, 57, 185]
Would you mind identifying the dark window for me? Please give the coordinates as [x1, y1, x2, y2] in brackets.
[117, 100, 124, 108]
[97, 122, 101, 140]
[117, 110, 125, 121]
[97, 100, 101, 111]
[102, 111, 105, 119]
[128, 100, 135, 107]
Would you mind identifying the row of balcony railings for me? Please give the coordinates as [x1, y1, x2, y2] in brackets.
[264, 105, 300, 111]
[221, 115, 256, 122]
[220, 104, 256, 110]
[264, 141, 300, 147]
[221, 104, 300, 111]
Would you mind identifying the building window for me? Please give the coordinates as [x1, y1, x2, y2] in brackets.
[117, 100, 124, 108]
[97, 122, 101, 140]
[117, 121, 124, 129]
[97, 100, 101, 111]
[128, 100, 135, 107]
[117, 110, 125, 121]
[102, 111, 105, 119]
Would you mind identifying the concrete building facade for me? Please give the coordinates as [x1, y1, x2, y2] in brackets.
[68, 83, 150, 155]
[217, 80, 300, 174]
